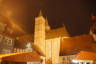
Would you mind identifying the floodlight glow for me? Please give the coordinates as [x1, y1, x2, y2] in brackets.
[72, 59, 78, 63]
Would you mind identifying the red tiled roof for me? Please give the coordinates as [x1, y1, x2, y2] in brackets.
[0, 51, 41, 62]
[75, 51, 96, 61]
[46, 27, 70, 39]
[60, 35, 95, 55]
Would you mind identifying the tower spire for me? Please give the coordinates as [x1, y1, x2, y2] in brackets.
[45, 17, 48, 26]
[38, 10, 43, 17]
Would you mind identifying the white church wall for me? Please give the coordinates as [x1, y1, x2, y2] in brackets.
[45, 37, 61, 64]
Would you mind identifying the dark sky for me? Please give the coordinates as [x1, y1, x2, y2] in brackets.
[2, 0, 96, 36]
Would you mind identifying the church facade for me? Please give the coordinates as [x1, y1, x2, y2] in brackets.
[33, 11, 70, 64]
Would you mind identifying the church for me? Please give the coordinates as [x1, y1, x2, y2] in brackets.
[17, 11, 70, 64]
[0, 11, 96, 64]
[13, 11, 96, 64]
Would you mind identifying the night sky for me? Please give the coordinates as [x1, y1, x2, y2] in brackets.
[1, 0, 96, 36]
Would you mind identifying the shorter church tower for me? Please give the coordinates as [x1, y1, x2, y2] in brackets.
[34, 11, 46, 55]
[45, 18, 51, 32]
[89, 15, 96, 41]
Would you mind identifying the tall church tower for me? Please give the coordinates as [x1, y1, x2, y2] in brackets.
[34, 11, 46, 55]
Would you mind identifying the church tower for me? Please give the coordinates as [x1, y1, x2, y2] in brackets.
[89, 15, 96, 41]
[34, 11, 46, 55]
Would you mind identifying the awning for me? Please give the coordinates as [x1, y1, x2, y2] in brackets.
[0, 51, 41, 62]
[75, 51, 96, 61]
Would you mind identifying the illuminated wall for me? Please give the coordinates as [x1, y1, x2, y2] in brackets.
[34, 11, 61, 64]
[34, 11, 46, 55]
[45, 38, 60, 64]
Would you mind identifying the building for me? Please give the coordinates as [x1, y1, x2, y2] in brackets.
[0, 22, 14, 54]
[17, 11, 70, 64]
[0, 11, 96, 64]
[17, 11, 96, 64]
[74, 51, 96, 64]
